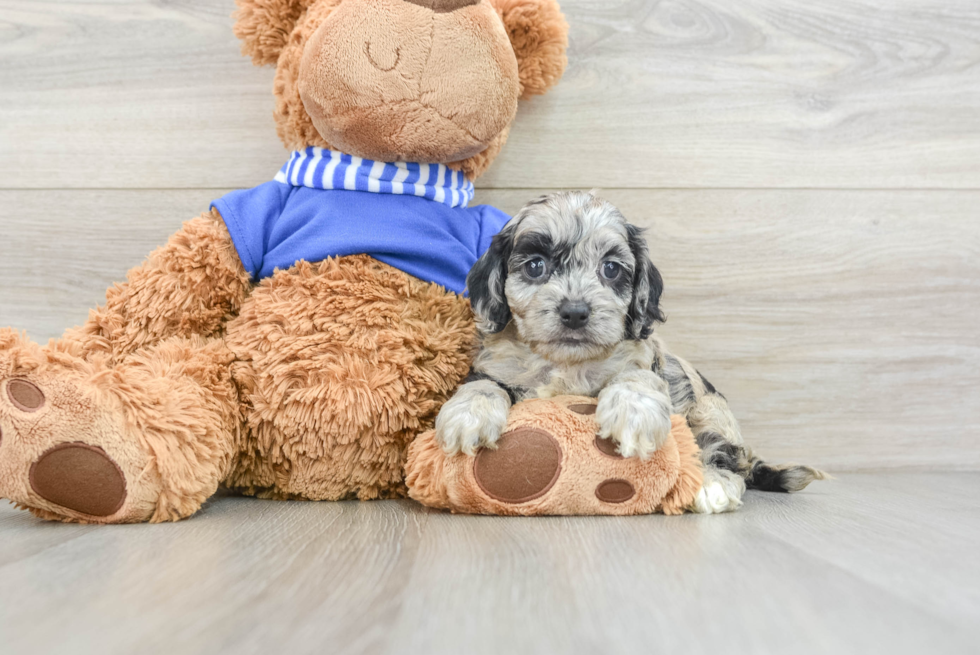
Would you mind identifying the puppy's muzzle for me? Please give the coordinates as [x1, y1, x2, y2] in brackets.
[559, 300, 591, 330]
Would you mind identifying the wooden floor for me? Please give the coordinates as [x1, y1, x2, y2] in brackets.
[2, 2, 980, 653]
[0, 472, 977, 655]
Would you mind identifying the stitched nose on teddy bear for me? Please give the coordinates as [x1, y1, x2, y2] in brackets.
[403, 0, 481, 12]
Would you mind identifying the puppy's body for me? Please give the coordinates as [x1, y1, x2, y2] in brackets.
[437, 191, 825, 513]
[473, 322, 656, 399]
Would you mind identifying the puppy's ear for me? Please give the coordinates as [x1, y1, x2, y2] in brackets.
[234, 0, 317, 66]
[490, 0, 569, 99]
[625, 224, 665, 340]
[467, 222, 517, 333]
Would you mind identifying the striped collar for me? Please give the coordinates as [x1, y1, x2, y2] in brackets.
[273, 147, 475, 209]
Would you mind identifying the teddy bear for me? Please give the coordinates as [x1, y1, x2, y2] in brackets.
[406, 396, 705, 516]
[0, 0, 569, 523]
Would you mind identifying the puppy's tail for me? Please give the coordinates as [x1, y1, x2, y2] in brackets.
[697, 432, 829, 493]
[741, 450, 830, 492]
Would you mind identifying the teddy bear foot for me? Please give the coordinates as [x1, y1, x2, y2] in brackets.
[0, 331, 165, 523]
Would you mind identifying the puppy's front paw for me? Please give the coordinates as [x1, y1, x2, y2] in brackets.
[435, 381, 511, 456]
[596, 382, 672, 460]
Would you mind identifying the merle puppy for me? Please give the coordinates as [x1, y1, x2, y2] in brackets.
[435, 191, 824, 513]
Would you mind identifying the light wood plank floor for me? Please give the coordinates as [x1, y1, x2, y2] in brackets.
[2, 2, 979, 653]
[1, 473, 977, 655]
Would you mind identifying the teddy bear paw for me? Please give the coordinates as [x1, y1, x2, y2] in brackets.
[0, 336, 159, 523]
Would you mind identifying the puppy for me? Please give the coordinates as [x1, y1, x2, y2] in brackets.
[436, 191, 825, 513]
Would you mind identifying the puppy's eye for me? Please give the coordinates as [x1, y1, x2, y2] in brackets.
[524, 258, 547, 279]
[601, 262, 622, 280]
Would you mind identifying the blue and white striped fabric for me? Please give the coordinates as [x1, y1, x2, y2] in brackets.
[273, 147, 476, 209]
[210, 151, 510, 293]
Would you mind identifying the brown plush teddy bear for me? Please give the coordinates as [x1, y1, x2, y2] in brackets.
[0, 0, 568, 523]
[406, 396, 705, 516]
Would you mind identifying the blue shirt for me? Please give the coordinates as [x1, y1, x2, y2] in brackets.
[211, 181, 510, 295]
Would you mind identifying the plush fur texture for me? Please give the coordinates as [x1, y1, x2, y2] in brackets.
[255, 0, 568, 178]
[222, 255, 477, 502]
[235, 0, 322, 66]
[0, 0, 568, 523]
[0, 242, 476, 523]
[0, 329, 238, 523]
[298, 0, 521, 163]
[407, 396, 704, 516]
[493, 0, 568, 99]
[61, 210, 252, 364]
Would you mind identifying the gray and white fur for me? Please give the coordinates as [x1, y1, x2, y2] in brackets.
[435, 191, 826, 513]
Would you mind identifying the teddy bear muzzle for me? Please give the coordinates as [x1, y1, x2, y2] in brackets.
[403, 0, 481, 12]
[297, 0, 521, 164]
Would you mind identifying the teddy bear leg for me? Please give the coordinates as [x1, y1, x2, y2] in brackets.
[0, 331, 241, 523]
[61, 208, 251, 364]
[221, 255, 476, 501]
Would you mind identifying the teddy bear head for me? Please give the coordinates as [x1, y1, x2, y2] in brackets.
[234, 0, 568, 179]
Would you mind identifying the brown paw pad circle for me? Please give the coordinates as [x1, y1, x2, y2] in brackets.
[7, 379, 45, 412]
[29, 443, 127, 517]
[567, 403, 597, 415]
[474, 428, 562, 503]
[594, 435, 625, 460]
[596, 479, 635, 504]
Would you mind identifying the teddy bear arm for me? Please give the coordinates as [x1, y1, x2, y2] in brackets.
[61, 209, 252, 364]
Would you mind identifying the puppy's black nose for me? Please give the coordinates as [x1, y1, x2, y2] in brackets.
[559, 301, 591, 330]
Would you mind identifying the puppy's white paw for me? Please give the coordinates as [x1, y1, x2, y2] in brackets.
[596, 382, 672, 460]
[690, 469, 746, 514]
[435, 381, 511, 456]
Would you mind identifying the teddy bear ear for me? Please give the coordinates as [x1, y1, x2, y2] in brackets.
[491, 0, 570, 99]
[233, 0, 313, 66]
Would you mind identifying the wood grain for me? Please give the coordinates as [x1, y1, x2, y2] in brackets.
[2, 0, 980, 190]
[0, 504, 97, 568]
[0, 190, 216, 338]
[390, 492, 977, 655]
[482, 189, 980, 471]
[0, 473, 977, 655]
[751, 472, 980, 625]
[0, 498, 428, 655]
[2, 188, 976, 471]
[1, 2, 978, 653]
